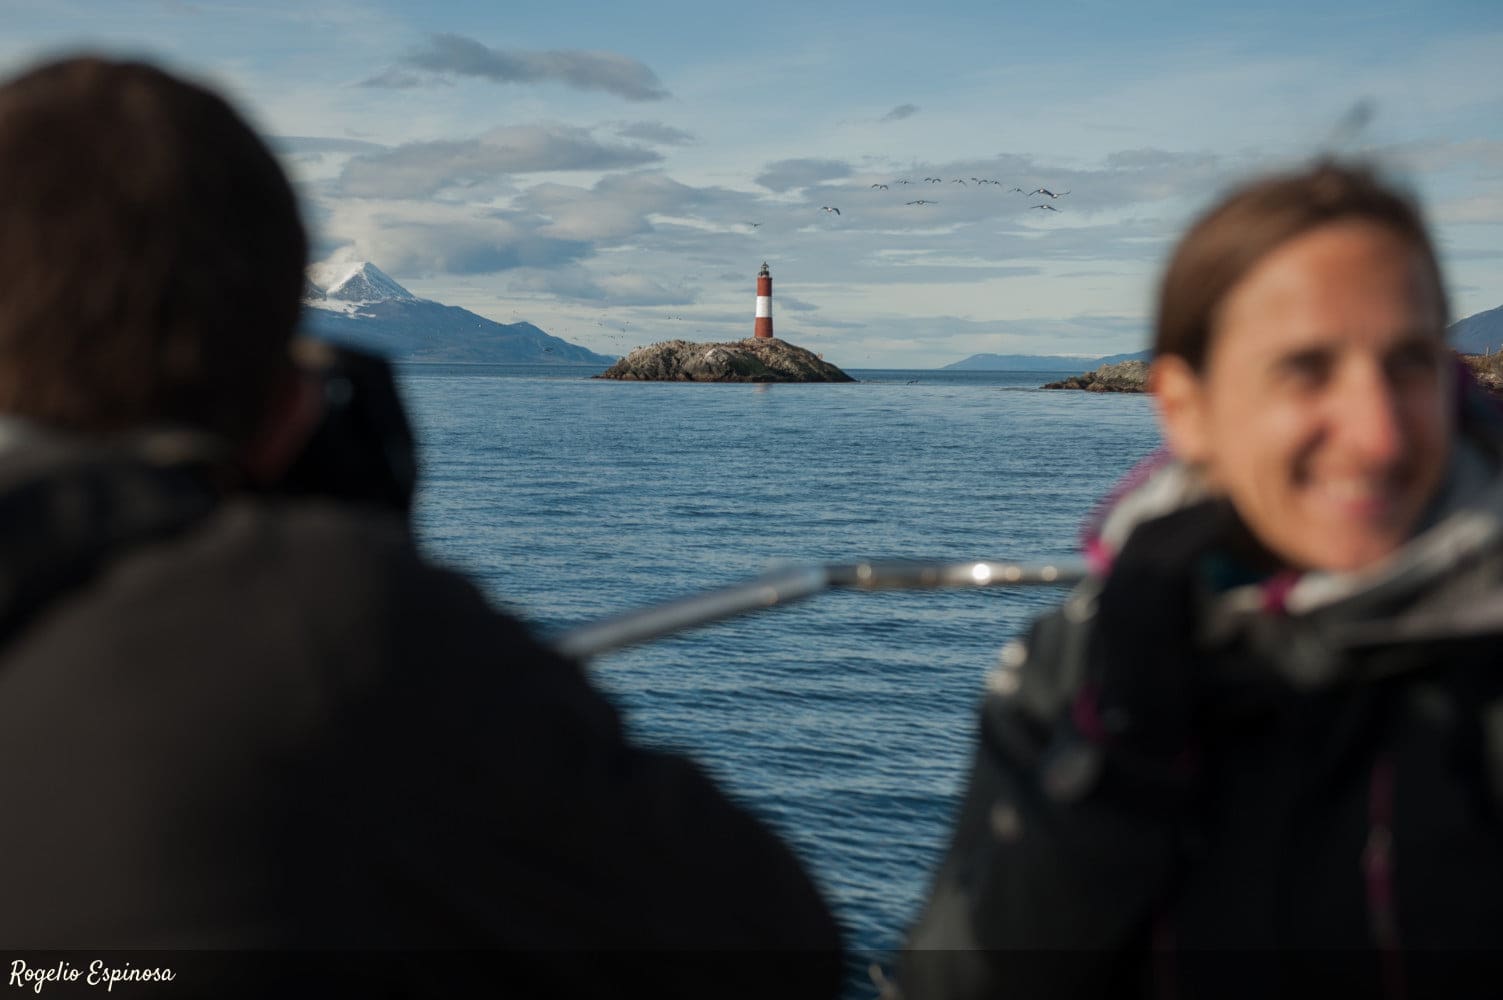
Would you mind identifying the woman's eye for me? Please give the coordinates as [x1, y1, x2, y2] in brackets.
[1388, 343, 1442, 380]
[1275, 350, 1331, 388]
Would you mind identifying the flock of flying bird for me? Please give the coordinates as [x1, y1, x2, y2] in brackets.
[815, 178, 1071, 218]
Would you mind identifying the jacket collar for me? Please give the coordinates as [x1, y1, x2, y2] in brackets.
[1082, 382, 1503, 626]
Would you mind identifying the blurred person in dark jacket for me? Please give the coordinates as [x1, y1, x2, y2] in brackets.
[902, 160, 1503, 999]
[0, 55, 840, 997]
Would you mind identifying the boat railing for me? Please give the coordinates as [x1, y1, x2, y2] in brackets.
[552, 559, 1088, 661]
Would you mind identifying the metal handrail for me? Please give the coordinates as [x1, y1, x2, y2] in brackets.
[552, 559, 1089, 660]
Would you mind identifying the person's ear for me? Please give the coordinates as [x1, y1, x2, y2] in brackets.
[238, 365, 325, 486]
[1149, 354, 1212, 465]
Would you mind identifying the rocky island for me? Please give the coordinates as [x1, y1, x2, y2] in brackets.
[597, 337, 854, 383]
[1042, 359, 1149, 393]
[1041, 352, 1503, 397]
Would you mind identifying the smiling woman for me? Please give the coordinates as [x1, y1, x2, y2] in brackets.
[902, 160, 1503, 999]
[1150, 164, 1453, 572]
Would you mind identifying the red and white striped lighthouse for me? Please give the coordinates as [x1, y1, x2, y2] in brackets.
[753, 261, 773, 339]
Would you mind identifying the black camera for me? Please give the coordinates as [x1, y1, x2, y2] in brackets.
[276, 339, 418, 518]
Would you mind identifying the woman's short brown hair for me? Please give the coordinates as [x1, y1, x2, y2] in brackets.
[0, 57, 307, 444]
[1154, 160, 1448, 371]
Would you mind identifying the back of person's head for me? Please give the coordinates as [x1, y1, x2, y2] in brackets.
[0, 56, 307, 447]
[1154, 159, 1448, 369]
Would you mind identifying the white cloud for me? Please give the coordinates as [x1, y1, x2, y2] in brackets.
[365, 33, 669, 102]
[613, 121, 696, 146]
[338, 124, 661, 198]
[755, 158, 853, 193]
[508, 266, 694, 306]
[322, 200, 591, 277]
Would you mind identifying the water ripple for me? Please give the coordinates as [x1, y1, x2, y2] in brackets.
[398, 364, 1159, 972]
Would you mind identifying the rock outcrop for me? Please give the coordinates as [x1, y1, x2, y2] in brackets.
[597, 338, 854, 383]
[1042, 359, 1149, 393]
[1462, 352, 1503, 395]
[1042, 352, 1503, 397]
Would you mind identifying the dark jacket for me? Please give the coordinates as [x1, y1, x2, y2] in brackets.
[0, 432, 842, 997]
[903, 394, 1503, 999]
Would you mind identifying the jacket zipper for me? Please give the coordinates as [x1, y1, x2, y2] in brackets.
[1362, 755, 1405, 1000]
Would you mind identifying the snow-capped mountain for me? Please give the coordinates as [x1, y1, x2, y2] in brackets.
[305, 260, 417, 308]
[299, 260, 615, 366]
[303, 261, 418, 320]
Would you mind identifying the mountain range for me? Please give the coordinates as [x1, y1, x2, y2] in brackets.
[1450, 304, 1503, 355]
[302, 265, 1500, 370]
[301, 262, 616, 366]
[945, 304, 1503, 370]
[943, 349, 1150, 371]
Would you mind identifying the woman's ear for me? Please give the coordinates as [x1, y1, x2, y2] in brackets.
[238, 365, 325, 486]
[1149, 354, 1212, 465]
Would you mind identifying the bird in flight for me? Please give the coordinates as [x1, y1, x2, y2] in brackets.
[871, 183, 889, 190]
[924, 177, 942, 183]
[1030, 203, 1060, 212]
[1029, 188, 1070, 198]
[1006, 187, 1026, 194]
[821, 205, 841, 215]
[896, 179, 912, 185]
[906, 200, 937, 205]
[951, 178, 966, 185]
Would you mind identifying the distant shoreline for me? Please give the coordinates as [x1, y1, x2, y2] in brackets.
[394, 359, 1090, 375]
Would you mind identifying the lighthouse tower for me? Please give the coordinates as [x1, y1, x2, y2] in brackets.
[753, 261, 773, 339]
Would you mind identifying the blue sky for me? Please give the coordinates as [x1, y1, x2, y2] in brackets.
[6, 0, 1502, 366]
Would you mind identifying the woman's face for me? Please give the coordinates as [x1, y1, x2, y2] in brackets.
[1154, 220, 1453, 573]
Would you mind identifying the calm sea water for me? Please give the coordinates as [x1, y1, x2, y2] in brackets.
[395, 361, 1161, 981]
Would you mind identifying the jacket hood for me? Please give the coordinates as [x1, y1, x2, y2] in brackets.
[0, 425, 228, 641]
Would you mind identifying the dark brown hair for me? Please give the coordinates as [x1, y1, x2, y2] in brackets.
[0, 56, 307, 444]
[1154, 160, 1448, 371]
